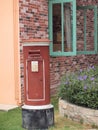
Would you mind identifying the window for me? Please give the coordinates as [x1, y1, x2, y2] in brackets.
[49, 0, 76, 56]
[49, 1, 98, 56]
[77, 5, 97, 54]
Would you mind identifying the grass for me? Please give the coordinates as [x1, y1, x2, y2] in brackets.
[0, 108, 24, 130]
[0, 97, 97, 130]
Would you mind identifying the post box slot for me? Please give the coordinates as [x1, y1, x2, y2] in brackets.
[28, 50, 41, 59]
[29, 50, 40, 55]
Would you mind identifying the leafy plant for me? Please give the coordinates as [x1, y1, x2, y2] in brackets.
[58, 66, 98, 109]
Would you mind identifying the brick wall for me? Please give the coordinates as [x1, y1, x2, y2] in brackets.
[19, 0, 98, 100]
[19, 0, 48, 40]
[77, 0, 98, 6]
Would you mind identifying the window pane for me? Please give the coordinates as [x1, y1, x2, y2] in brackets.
[64, 3, 72, 52]
[77, 9, 85, 51]
[53, 4, 62, 52]
[86, 9, 94, 51]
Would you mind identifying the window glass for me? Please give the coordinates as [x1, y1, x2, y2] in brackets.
[53, 4, 62, 52]
[86, 9, 94, 51]
[64, 3, 72, 52]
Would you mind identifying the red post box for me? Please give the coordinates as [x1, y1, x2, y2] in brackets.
[22, 39, 54, 130]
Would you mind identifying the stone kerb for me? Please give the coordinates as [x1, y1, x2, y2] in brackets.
[59, 99, 98, 126]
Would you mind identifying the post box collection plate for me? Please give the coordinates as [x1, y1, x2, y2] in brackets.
[31, 61, 38, 72]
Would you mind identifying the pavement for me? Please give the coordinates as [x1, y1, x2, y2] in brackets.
[0, 104, 18, 111]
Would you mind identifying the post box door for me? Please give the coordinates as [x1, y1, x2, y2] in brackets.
[26, 59, 45, 102]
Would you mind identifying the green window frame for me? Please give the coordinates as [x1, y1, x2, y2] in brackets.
[49, 0, 76, 56]
[77, 5, 98, 55]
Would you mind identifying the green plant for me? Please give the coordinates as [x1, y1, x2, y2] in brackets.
[58, 66, 98, 109]
[91, 123, 98, 129]
[79, 118, 84, 124]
